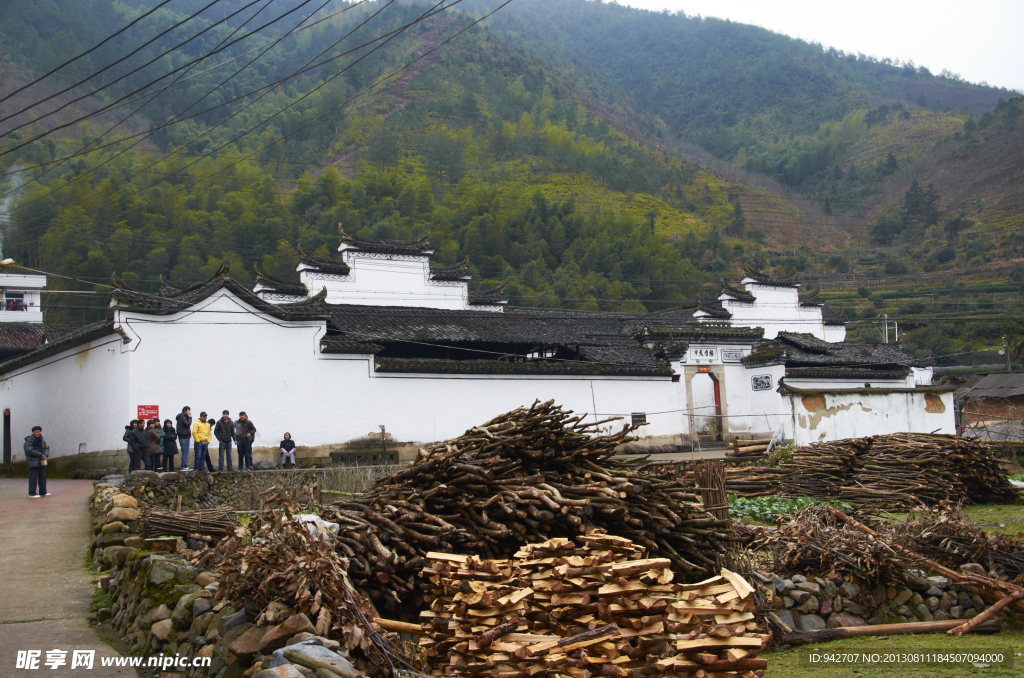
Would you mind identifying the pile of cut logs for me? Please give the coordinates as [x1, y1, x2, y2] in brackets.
[725, 439, 771, 463]
[721, 434, 1017, 509]
[418, 531, 768, 678]
[321, 401, 735, 614]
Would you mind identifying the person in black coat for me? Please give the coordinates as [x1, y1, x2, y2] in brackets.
[233, 412, 257, 471]
[213, 411, 234, 472]
[160, 420, 178, 472]
[175, 406, 193, 470]
[280, 433, 296, 469]
[130, 420, 150, 471]
[24, 426, 49, 497]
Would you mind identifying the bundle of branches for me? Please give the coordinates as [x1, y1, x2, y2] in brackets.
[890, 504, 1024, 582]
[775, 438, 867, 498]
[320, 400, 733, 615]
[723, 467, 786, 498]
[140, 507, 237, 539]
[750, 505, 906, 584]
[212, 493, 417, 678]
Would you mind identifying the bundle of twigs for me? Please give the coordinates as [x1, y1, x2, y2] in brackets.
[212, 493, 417, 678]
[140, 507, 237, 539]
[775, 439, 867, 498]
[320, 400, 733, 615]
[750, 505, 907, 584]
[890, 504, 1024, 581]
[723, 467, 786, 498]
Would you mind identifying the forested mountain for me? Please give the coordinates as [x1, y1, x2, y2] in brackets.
[0, 0, 1022, 365]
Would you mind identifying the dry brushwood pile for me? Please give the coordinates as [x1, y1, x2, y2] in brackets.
[727, 434, 1017, 509]
[751, 505, 907, 584]
[140, 507, 237, 539]
[889, 504, 1024, 582]
[419, 531, 769, 678]
[212, 495, 417, 678]
[321, 401, 735, 614]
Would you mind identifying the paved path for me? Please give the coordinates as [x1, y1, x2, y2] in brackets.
[0, 478, 136, 676]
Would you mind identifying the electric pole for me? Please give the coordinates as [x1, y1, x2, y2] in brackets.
[1005, 336, 1013, 372]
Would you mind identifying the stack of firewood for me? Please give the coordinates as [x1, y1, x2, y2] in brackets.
[418, 532, 768, 678]
[321, 401, 735, 614]
[725, 439, 770, 463]
[775, 438, 868, 498]
[723, 467, 786, 498]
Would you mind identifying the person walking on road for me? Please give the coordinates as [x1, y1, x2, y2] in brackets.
[280, 432, 296, 469]
[214, 410, 234, 472]
[234, 411, 256, 471]
[24, 425, 50, 497]
[175, 406, 193, 470]
[192, 412, 214, 472]
[160, 419, 178, 472]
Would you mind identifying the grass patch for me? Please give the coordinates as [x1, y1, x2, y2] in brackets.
[768, 628, 1024, 678]
[879, 503, 1024, 536]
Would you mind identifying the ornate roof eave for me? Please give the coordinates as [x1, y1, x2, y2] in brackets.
[253, 264, 309, 297]
[741, 264, 799, 288]
[296, 246, 351, 275]
[430, 258, 472, 281]
[338, 228, 432, 255]
[468, 284, 508, 305]
[719, 281, 756, 303]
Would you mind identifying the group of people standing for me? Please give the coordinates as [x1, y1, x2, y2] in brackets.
[122, 418, 179, 472]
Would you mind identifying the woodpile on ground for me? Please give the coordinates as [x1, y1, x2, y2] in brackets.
[418, 531, 769, 678]
[722, 434, 1017, 509]
[140, 507, 237, 540]
[321, 400, 736, 614]
[212, 494, 417, 678]
[725, 439, 770, 463]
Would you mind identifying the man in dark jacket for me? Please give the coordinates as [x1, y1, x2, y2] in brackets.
[24, 426, 49, 497]
[123, 420, 139, 471]
[234, 412, 257, 471]
[214, 410, 234, 472]
[175, 406, 193, 470]
[130, 419, 150, 471]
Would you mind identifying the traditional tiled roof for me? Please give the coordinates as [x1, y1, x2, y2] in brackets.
[468, 285, 508, 305]
[742, 265, 798, 287]
[0, 319, 124, 374]
[320, 336, 383, 354]
[786, 366, 911, 380]
[639, 322, 763, 343]
[957, 372, 1024, 400]
[719, 282, 756, 303]
[254, 265, 308, 298]
[374, 356, 668, 376]
[338, 229, 431, 255]
[297, 247, 351, 275]
[158, 276, 190, 298]
[0, 323, 45, 357]
[430, 258, 472, 281]
[743, 332, 929, 370]
[799, 287, 824, 308]
[110, 268, 331, 321]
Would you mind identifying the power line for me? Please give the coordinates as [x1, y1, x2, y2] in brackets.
[0, 0, 178, 105]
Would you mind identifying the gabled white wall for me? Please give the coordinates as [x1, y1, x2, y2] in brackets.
[300, 252, 483, 311]
[723, 281, 832, 341]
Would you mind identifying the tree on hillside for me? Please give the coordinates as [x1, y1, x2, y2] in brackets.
[900, 180, 941, 233]
[724, 196, 746, 236]
[367, 128, 401, 170]
[424, 127, 467, 197]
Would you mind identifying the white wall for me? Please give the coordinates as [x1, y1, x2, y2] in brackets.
[300, 252, 478, 311]
[723, 364, 788, 437]
[724, 282, 832, 341]
[787, 390, 956, 446]
[0, 331, 129, 463]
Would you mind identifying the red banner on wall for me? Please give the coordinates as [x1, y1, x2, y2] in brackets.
[137, 405, 159, 420]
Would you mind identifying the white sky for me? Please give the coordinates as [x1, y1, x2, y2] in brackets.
[618, 0, 1024, 93]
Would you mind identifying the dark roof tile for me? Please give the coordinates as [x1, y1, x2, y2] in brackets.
[339, 229, 431, 255]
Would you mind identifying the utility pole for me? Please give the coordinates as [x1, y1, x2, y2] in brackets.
[883, 314, 889, 344]
[1005, 336, 1013, 372]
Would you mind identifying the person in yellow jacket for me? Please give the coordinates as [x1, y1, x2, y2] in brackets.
[191, 411, 214, 472]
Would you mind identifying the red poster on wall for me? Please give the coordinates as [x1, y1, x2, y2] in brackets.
[138, 405, 159, 419]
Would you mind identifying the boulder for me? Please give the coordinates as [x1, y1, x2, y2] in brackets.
[949, 605, 964, 619]
[828, 612, 865, 628]
[796, 582, 821, 595]
[927, 576, 951, 589]
[259, 614, 316, 652]
[773, 610, 796, 631]
[934, 610, 950, 621]
[112, 494, 139, 509]
[787, 590, 811, 605]
[772, 575, 786, 595]
[194, 571, 218, 587]
[915, 604, 934, 622]
[96, 532, 132, 548]
[925, 596, 940, 612]
[124, 536, 146, 549]
[838, 582, 861, 599]
[255, 461, 277, 470]
[263, 601, 295, 626]
[229, 624, 268, 662]
[893, 588, 914, 606]
[924, 586, 944, 598]
[905, 572, 932, 592]
[151, 619, 173, 642]
[193, 598, 213, 620]
[782, 579, 795, 592]
[939, 592, 956, 611]
[794, 614, 827, 632]
[149, 558, 197, 587]
[150, 604, 172, 623]
[171, 589, 204, 628]
[818, 598, 832, 616]
[284, 634, 341, 653]
[796, 597, 819, 614]
[841, 601, 865, 617]
[102, 545, 134, 568]
[791, 574, 807, 584]
[218, 609, 248, 637]
[108, 507, 140, 523]
[256, 666, 306, 678]
[269, 642, 355, 674]
[101, 521, 125, 535]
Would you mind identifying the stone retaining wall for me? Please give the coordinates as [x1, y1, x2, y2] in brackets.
[94, 470, 324, 511]
[769, 572, 986, 633]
